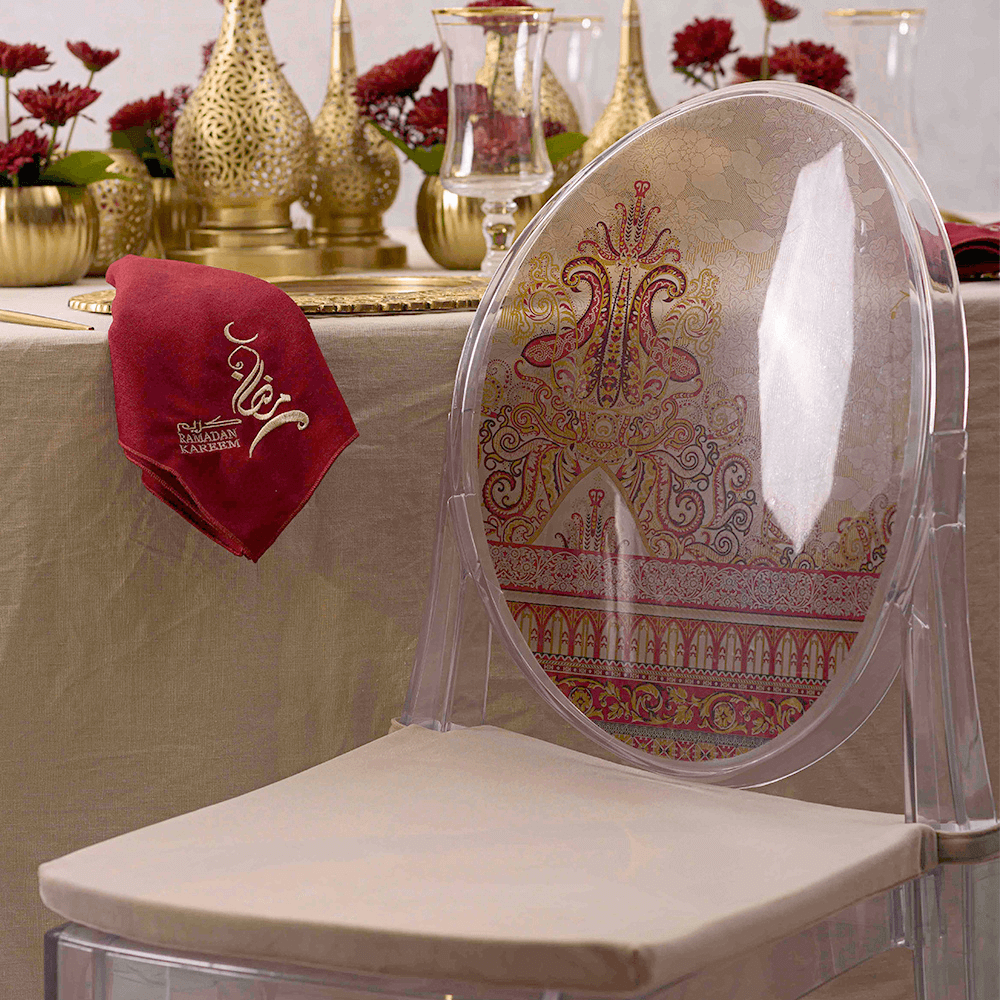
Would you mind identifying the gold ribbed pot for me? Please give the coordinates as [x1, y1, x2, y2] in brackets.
[169, 0, 324, 277]
[0, 186, 98, 287]
[302, 0, 406, 270]
[142, 178, 201, 258]
[87, 148, 154, 276]
[416, 175, 543, 270]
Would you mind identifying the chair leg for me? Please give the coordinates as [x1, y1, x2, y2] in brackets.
[911, 858, 999, 1000]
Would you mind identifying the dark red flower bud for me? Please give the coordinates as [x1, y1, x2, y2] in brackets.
[66, 41, 120, 73]
[760, 0, 800, 23]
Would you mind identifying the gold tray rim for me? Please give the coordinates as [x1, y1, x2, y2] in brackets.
[67, 272, 488, 317]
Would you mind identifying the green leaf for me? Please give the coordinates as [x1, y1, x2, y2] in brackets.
[40, 151, 126, 187]
[372, 124, 444, 176]
[372, 124, 586, 175]
[545, 131, 586, 165]
[111, 128, 173, 178]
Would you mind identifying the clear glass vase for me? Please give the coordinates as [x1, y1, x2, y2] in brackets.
[433, 5, 555, 276]
[824, 8, 925, 163]
[546, 14, 604, 133]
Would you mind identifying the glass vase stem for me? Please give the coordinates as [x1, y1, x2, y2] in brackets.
[480, 199, 518, 276]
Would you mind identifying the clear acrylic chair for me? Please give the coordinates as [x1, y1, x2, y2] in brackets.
[40, 83, 997, 1000]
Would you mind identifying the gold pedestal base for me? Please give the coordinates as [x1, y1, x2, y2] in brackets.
[167, 227, 327, 278]
[312, 233, 408, 271]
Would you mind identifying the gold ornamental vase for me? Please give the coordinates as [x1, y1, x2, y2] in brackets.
[301, 0, 406, 270]
[0, 186, 98, 287]
[170, 0, 324, 277]
[580, 0, 659, 167]
[142, 178, 201, 259]
[87, 148, 154, 276]
[416, 175, 543, 270]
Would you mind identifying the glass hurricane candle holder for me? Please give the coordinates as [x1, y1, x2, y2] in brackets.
[547, 15, 604, 133]
[824, 8, 925, 163]
[433, 5, 555, 276]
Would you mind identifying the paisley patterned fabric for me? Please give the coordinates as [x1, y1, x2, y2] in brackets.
[478, 97, 912, 760]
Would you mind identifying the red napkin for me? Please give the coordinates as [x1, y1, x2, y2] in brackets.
[106, 256, 358, 561]
[946, 221, 1000, 281]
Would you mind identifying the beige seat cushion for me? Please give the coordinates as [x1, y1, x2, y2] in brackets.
[39, 725, 936, 996]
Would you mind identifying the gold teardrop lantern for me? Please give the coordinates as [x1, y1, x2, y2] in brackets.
[301, 0, 406, 270]
[169, 0, 324, 277]
[580, 0, 659, 167]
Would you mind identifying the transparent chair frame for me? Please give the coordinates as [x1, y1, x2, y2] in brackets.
[403, 82, 997, 840]
[48, 83, 998, 1000]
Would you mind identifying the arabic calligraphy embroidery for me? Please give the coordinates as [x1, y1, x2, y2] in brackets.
[176, 416, 242, 453]
[224, 322, 310, 457]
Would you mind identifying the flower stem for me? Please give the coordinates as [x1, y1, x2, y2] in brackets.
[674, 66, 712, 90]
[44, 124, 59, 172]
[762, 22, 772, 80]
[63, 69, 94, 154]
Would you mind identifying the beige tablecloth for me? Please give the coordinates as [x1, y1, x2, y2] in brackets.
[0, 272, 996, 1000]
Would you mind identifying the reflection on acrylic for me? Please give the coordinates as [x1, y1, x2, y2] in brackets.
[757, 142, 855, 553]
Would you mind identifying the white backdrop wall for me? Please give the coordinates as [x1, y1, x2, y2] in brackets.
[9, 1, 999, 230]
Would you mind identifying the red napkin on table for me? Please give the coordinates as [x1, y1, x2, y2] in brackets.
[106, 256, 358, 561]
[945, 221, 1000, 281]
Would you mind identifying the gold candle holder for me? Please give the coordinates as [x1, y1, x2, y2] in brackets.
[169, 0, 324, 277]
[580, 0, 659, 167]
[302, 0, 406, 270]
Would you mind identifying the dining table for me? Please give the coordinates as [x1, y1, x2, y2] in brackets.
[0, 230, 996, 1000]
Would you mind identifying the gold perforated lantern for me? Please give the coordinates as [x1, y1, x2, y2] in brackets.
[169, 0, 324, 277]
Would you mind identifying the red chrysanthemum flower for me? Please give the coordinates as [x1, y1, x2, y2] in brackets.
[15, 82, 101, 127]
[0, 42, 52, 79]
[354, 44, 438, 105]
[0, 129, 50, 180]
[471, 112, 532, 171]
[66, 41, 120, 73]
[453, 82, 494, 118]
[406, 87, 448, 146]
[760, 0, 799, 23]
[733, 55, 765, 82]
[672, 18, 738, 73]
[108, 93, 167, 133]
[771, 41, 853, 98]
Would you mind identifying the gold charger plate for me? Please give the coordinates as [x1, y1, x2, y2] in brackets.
[67, 272, 488, 316]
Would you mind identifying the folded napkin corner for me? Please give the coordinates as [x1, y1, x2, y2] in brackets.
[107, 256, 358, 561]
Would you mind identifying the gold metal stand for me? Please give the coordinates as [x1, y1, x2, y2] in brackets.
[301, 0, 406, 271]
[169, 0, 325, 277]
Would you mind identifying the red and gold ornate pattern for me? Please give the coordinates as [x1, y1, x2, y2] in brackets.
[480, 157, 902, 759]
